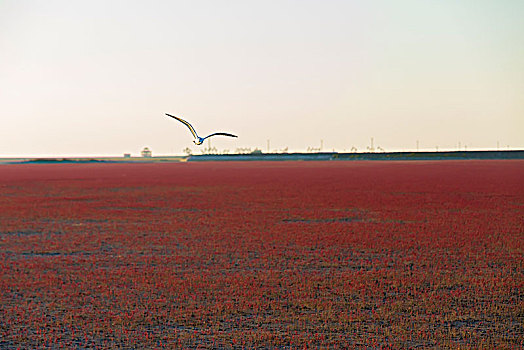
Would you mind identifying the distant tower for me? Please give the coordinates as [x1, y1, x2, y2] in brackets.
[366, 137, 375, 152]
[141, 147, 152, 158]
[320, 139, 324, 151]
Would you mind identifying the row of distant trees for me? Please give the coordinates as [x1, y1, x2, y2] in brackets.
[164, 140, 512, 157]
[182, 146, 388, 155]
[183, 137, 387, 155]
[183, 147, 289, 155]
[181, 137, 507, 155]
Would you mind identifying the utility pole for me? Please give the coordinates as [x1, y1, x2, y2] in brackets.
[320, 139, 323, 151]
[366, 137, 376, 153]
[267, 139, 270, 153]
[416, 140, 419, 152]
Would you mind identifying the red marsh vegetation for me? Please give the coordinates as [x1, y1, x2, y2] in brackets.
[0, 161, 522, 348]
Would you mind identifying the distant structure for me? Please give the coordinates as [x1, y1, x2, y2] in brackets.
[235, 147, 252, 154]
[141, 147, 152, 158]
[201, 146, 218, 155]
[367, 137, 375, 152]
[366, 137, 384, 153]
[307, 146, 321, 153]
[306, 139, 325, 153]
[183, 147, 192, 156]
[123, 153, 131, 158]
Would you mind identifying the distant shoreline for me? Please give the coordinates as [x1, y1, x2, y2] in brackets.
[1, 150, 523, 165]
[190, 150, 524, 161]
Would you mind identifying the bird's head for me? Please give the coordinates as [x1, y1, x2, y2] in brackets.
[193, 139, 203, 145]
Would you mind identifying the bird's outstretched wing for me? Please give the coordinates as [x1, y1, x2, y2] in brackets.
[202, 132, 238, 140]
[165, 113, 199, 139]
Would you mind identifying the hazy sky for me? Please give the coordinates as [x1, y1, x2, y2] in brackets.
[1, 0, 523, 156]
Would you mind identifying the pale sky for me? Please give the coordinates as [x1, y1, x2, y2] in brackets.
[1, 0, 523, 156]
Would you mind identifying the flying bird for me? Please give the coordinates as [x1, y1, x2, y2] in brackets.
[165, 113, 238, 145]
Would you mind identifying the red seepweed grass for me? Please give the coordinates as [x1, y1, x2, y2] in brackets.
[0, 160, 522, 348]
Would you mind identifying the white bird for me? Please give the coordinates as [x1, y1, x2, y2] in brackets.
[166, 113, 238, 145]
